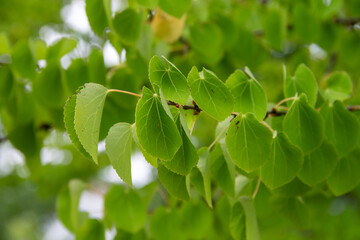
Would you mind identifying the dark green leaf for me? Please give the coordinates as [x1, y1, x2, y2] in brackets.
[261, 132, 303, 189]
[88, 49, 106, 85]
[75, 219, 105, 240]
[150, 207, 182, 240]
[135, 87, 181, 161]
[11, 40, 36, 79]
[104, 185, 146, 233]
[320, 101, 360, 157]
[230, 202, 246, 240]
[149, 55, 189, 104]
[158, 0, 191, 18]
[283, 94, 324, 154]
[226, 113, 273, 172]
[284, 64, 318, 107]
[298, 141, 338, 186]
[226, 69, 267, 121]
[85, 0, 110, 36]
[158, 163, 189, 200]
[113, 9, 142, 44]
[188, 66, 234, 121]
[0, 65, 14, 105]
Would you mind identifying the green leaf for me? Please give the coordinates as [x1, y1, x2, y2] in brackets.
[263, 7, 286, 51]
[298, 141, 338, 186]
[11, 40, 36, 79]
[132, 126, 158, 168]
[158, 163, 189, 200]
[226, 113, 273, 172]
[105, 123, 133, 186]
[278, 197, 310, 229]
[188, 66, 234, 121]
[85, 0, 110, 36]
[113, 9, 142, 44]
[320, 101, 360, 157]
[0, 32, 10, 54]
[0, 66, 14, 105]
[109, 68, 138, 109]
[209, 143, 235, 196]
[327, 148, 360, 196]
[180, 201, 213, 239]
[163, 113, 198, 175]
[64, 92, 92, 159]
[88, 49, 106, 85]
[136, 0, 158, 8]
[56, 180, 88, 232]
[135, 87, 181, 161]
[226, 69, 267, 121]
[74, 83, 108, 164]
[66, 58, 89, 94]
[230, 202, 246, 240]
[34, 61, 66, 109]
[284, 64, 318, 107]
[321, 71, 352, 102]
[149, 55, 189, 105]
[150, 207, 182, 240]
[104, 185, 146, 233]
[261, 132, 304, 189]
[188, 23, 223, 65]
[195, 147, 212, 207]
[273, 178, 310, 197]
[75, 219, 105, 240]
[158, 0, 191, 18]
[283, 94, 324, 154]
[46, 38, 77, 60]
[231, 197, 261, 240]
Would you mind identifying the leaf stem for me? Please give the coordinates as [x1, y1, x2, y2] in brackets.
[208, 125, 229, 151]
[261, 121, 275, 133]
[274, 97, 296, 110]
[252, 177, 262, 199]
[190, 118, 197, 135]
[107, 89, 142, 98]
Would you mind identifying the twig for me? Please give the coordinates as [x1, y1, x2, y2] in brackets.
[208, 125, 229, 151]
[252, 177, 262, 199]
[107, 89, 142, 98]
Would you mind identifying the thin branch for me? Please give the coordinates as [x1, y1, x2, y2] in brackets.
[252, 177, 262, 199]
[107, 89, 142, 98]
[263, 108, 287, 120]
[261, 121, 274, 133]
[347, 105, 360, 111]
[190, 118, 197, 135]
[274, 97, 296, 110]
[334, 17, 360, 27]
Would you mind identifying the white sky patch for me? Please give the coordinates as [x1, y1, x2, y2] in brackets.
[99, 151, 154, 188]
[43, 218, 74, 240]
[39, 26, 68, 45]
[40, 147, 72, 165]
[309, 43, 327, 61]
[61, 0, 91, 34]
[103, 41, 120, 67]
[79, 190, 104, 219]
[0, 142, 27, 177]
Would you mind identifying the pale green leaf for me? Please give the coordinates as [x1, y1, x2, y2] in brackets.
[226, 113, 273, 172]
[158, 163, 189, 200]
[149, 55, 189, 105]
[74, 83, 108, 164]
[298, 141, 338, 186]
[105, 123, 133, 186]
[261, 132, 304, 189]
[283, 94, 324, 154]
[64, 92, 92, 159]
[158, 0, 191, 18]
[113, 9, 142, 44]
[320, 101, 360, 157]
[132, 126, 158, 168]
[226, 69, 267, 121]
[263, 7, 286, 51]
[104, 185, 146, 233]
[135, 87, 181, 161]
[284, 64, 318, 107]
[0, 32, 10, 54]
[327, 148, 360, 196]
[188, 66, 234, 121]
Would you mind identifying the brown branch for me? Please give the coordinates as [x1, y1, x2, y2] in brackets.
[334, 17, 360, 27]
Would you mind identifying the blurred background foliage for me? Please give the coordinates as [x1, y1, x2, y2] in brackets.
[1, 0, 360, 239]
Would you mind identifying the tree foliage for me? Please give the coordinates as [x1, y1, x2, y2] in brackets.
[1, 0, 360, 239]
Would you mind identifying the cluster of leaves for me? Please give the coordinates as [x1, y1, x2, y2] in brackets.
[65, 54, 360, 238]
[1, 0, 360, 239]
